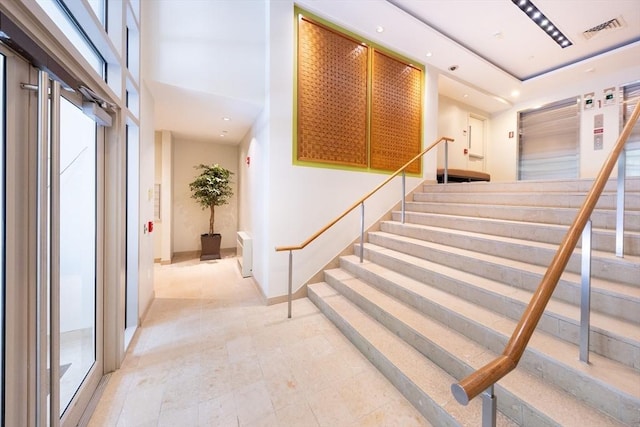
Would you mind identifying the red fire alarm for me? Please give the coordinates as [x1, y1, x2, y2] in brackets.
[464, 148, 468, 155]
[148, 221, 154, 232]
[246, 156, 251, 166]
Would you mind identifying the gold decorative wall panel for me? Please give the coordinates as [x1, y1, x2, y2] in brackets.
[297, 17, 368, 167]
[370, 51, 422, 173]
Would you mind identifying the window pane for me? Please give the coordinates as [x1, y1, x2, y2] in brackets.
[87, 0, 105, 26]
[59, 98, 96, 414]
[35, 0, 104, 77]
[125, 125, 139, 348]
[0, 53, 5, 427]
[623, 83, 640, 177]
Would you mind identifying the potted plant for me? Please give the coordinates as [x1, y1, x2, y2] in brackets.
[189, 163, 234, 260]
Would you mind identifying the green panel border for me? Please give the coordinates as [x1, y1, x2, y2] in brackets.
[292, 6, 424, 177]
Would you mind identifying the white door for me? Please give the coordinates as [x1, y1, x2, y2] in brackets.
[468, 115, 486, 172]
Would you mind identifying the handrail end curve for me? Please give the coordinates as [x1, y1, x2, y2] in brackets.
[451, 383, 470, 406]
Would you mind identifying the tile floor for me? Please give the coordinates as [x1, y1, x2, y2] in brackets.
[88, 253, 430, 426]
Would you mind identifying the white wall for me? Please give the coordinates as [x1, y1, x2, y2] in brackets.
[488, 68, 640, 182]
[172, 139, 239, 252]
[487, 111, 519, 182]
[237, 1, 438, 300]
[238, 108, 269, 289]
[579, 93, 621, 178]
[153, 131, 162, 260]
[138, 81, 156, 320]
[160, 130, 173, 262]
[437, 95, 491, 171]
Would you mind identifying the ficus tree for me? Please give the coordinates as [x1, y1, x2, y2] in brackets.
[189, 163, 234, 235]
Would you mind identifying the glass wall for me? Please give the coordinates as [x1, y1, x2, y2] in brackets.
[623, 82, 640, 177]
[125, 125, 139, 347]
[0, 52, 5, 427]
[1, 0, 141, 422]
[34, 0, 105, 77]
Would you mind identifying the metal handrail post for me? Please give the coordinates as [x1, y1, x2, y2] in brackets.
[580, 219, 592, 363]
[444, 140, 449, 184]
[481, 385, 496, 427]
[401, 170, 406, 224]
[287, 250, 293, 319]
[616, 150, 626, 257]
[360, 202, 365, 263]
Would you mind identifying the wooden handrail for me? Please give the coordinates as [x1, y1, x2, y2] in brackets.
[275, 136, 454, 252]
[451, 100, 640, 405]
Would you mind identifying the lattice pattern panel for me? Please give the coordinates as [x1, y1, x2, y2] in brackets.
[371, 51, 422, 173]
[297, 17, 368, 167]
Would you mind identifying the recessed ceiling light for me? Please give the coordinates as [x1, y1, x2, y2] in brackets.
[376, 25, 384, 33]
[222, 117, 231, 121]
[426, 52, 433, 57]
[463, 94, 469, 98]
[220, 134, 225, 137]
[511, 90, 520, 97]
[511, 0, 572, 48]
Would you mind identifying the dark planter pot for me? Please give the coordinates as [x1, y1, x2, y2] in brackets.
[200, 233, 222, 261]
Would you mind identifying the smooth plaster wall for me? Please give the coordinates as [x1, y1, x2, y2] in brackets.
[437, 95, 491, 171]
[138, 81, 156, 320]
[243, 1, 439, 299]
[160, 131, 173, 262]
[172, 139, 239, 253]
[153, 131, 162, 260]
[238, 108, 269, 289]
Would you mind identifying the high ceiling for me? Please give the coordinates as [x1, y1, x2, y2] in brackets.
[143, 0, 640, 144]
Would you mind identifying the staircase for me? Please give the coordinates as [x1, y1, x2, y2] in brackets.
[308, 178, 640, 426]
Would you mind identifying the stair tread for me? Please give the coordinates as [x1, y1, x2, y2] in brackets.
[370, 229, 640, 295]
[401, 202, 640, 234]
[412, 193, 640, 210]
[381, 221, 640, 261]
[338, 253, 640, 399]
[394, 210, 640, 237]
[309, 282, 518, 427]
[422, 177, 640, 193]
[312, 279, 627, 426]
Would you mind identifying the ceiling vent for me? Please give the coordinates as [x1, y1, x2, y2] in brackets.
[583, 17, 625, 40]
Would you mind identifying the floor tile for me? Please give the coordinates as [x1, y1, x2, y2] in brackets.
[88, 254, 427, 426]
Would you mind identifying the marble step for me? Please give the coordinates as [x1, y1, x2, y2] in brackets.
[354, 244, 640, 369]
[378, 222, 640, 323]
[390, 211, 640, 256]
[307, 282, 518, 427]
[403, 201, 640, 232]
[368, 228, 640, 289]
[323, 265, 640, 425]
[422, 177, 640, 194]
[413, 191, 640, 210]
